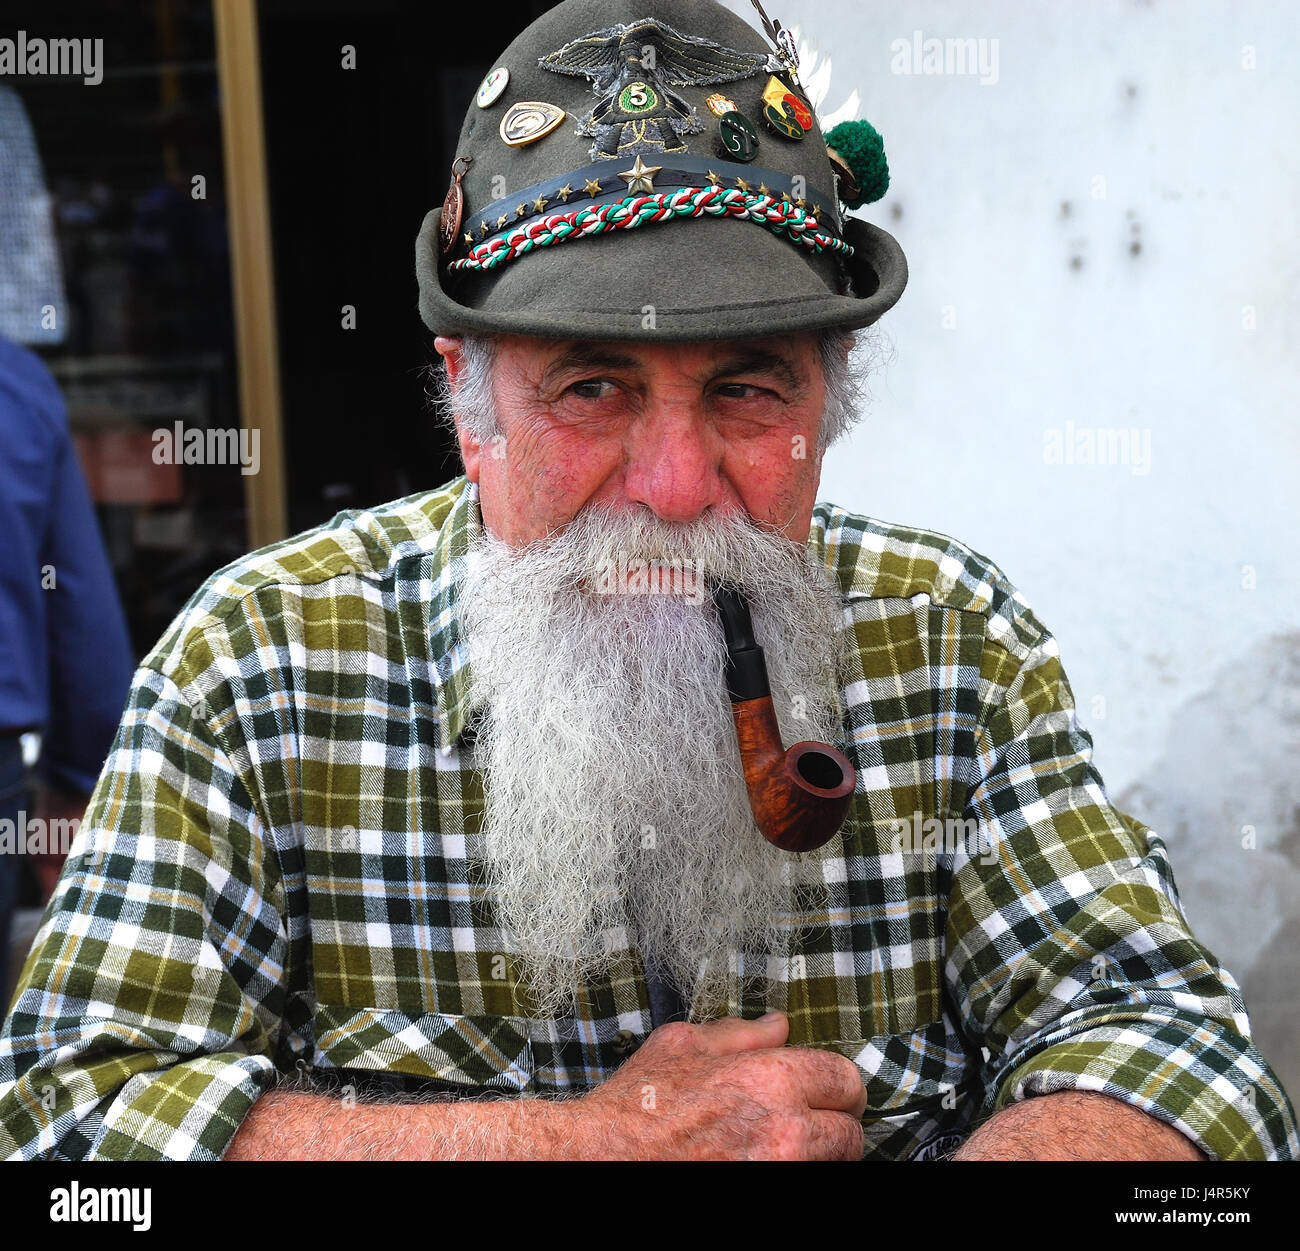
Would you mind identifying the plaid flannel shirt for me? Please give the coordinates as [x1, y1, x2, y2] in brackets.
[1, 476, 1295, 1161]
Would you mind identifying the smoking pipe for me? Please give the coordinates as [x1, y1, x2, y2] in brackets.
[713, 583, 856, 853]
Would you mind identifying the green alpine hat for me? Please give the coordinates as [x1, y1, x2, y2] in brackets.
[416, 0, 907, 342]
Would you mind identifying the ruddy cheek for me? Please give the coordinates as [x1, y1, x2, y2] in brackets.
[510, 434, 621, 535]
[731, 443, 810, 520]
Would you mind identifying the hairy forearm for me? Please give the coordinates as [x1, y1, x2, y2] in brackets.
[952, 1090, 1208, 1161]
[223, 1089, 592, 1161]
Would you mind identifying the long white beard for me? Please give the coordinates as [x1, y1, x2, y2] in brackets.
[458, 502, 847, 1019]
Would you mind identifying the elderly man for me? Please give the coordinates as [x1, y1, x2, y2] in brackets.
[1, 0, 1295, 1162]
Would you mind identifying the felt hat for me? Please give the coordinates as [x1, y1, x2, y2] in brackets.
[416, 0, 907, 342]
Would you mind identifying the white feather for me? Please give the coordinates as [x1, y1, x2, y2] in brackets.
[787, 24, 860, 126]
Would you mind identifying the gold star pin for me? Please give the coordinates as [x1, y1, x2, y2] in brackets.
[584, 177, 603, 197]
[533, 195, 549, 213]
[758, 183, 771, 197]
[618, 155, 662, 194]
[463, 231, 474, 246]
[515, 203, 528, 219]
[556, 183, 573, 202]
[496, 214, 508, 229]
[706, 169, 722, 186]
[735, 176, 752, 193]
[810, 202, 823, 219]
[794, 196, 806, 210]
[479, 221, 490, 238]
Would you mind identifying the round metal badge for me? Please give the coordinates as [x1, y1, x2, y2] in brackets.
[763, 96, 806, 140]
[760, 74, 812, 141]
[476, 67, 509, 109]
[718, 110, 759, 162]
[784, 92, 813, 132]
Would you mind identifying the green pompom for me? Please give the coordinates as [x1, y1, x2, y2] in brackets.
[825, 119, 890, 208]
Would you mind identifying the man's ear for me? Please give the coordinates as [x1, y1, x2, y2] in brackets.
[434, 335, 483, 483]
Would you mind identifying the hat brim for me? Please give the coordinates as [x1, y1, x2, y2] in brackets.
[416, 207, 907, 342]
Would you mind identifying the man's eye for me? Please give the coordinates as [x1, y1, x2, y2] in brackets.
[568, 379, 616, 400]
[714, 383, 764, 399]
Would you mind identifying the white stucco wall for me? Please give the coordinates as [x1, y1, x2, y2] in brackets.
[723, 0, 1300, 1105]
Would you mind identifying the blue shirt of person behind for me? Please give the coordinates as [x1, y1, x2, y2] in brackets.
[0, 336, 134, 1002]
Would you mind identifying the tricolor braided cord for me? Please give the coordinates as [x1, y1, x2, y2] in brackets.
[448, 186, 854, 272]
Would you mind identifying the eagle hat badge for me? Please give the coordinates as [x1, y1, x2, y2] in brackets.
[539, 16, 774, 160]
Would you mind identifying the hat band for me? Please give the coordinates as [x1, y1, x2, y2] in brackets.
[456, 156, 841, 249]
[448, 185, 853, 275]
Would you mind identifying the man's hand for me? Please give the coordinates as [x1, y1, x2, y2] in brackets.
[568, 1011, 868, 1160]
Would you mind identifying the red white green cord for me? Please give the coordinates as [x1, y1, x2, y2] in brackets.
[448, 185, 853, 272]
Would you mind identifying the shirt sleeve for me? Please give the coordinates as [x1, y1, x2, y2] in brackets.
[946, 616, 1299, 1161]
[0, 663, 286, 1160]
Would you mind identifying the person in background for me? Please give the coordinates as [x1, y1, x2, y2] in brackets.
[0, 334, 135, 1010]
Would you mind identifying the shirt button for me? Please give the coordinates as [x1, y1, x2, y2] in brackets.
[612, 1029, 639, 1057]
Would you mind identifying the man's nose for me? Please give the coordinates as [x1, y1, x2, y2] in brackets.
[621, 407, 726, 524]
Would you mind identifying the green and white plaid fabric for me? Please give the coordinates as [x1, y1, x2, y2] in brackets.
[1, 477, 1295, 1160]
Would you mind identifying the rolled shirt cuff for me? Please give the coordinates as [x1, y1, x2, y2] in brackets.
[985, 1010, 1299, 1161]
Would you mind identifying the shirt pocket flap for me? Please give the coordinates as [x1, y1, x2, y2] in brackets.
[812, 1020, 971, 1119]
[310, 1004, 535, 1093]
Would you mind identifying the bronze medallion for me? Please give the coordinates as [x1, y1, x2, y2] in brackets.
[439, 156, 472, 254]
